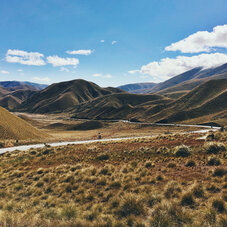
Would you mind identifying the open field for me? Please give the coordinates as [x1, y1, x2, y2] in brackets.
[12, 112, 205, 143]
[0, 130, 226, 226]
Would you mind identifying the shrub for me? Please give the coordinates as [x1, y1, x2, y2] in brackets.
[191, 183, 204, 198]
[212, 199, 226, 213]
[167, 162, 176, 168]
[145, 161, 153, 168]
[118, 195, 145, 217]
[174, 145, 191, 157]
[180, 193, 195, 206]
[213, 168, 227, 177]
[205, 142, 226, 154]
[97, 154, 109, 161]
[207, 157, 221, 166]
[185, 160, 195, 167]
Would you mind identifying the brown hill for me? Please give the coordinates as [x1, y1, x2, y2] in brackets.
[72, 93, 171, 120]
[153, 79, 227, 124]
[0, 88, 36, 110]
[0, 107, 47, 140]
[19, 79, 124, 113]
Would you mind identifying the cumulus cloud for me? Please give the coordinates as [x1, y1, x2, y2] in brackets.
[47, 55, 79, 67]
[0, 70, 9, 74]
[165, 24, 227, 53]
[32, 77, 51, 83]
[112, 41, 117, 45]
[100, 40, 105, 43]
[92, 73, 112, 78]
[66, 49, 93, 55]
[6, 49, 46, 66]
[131, 53, 227, 81]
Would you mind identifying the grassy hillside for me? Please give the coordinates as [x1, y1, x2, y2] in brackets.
[0, 107, 47, 140]
[19, 79, 124, 113]
[0, 132, 226, 226]
[0, 87, 36, 110]
[153, 79, 227, 124]
[157, 73, 227, 96]
[72, 93, 170, 120]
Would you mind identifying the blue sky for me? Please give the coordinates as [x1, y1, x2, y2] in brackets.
[0, 0, 227, 87]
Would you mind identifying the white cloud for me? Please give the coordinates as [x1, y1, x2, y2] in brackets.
[112, 41, 117, 45]
[17, 69, 23, 72]
[128, 70, 140, 74]
[66, 49, 93, 55]
[60, 67, 70, 72]
[6, 49, 46, 66]
[132, 53, 227, 81]
[100, 40, 105, 43]
[0, 70, 9, 74]
[32, 77, 51, 83]
[165, 24, 227, 53]
[92, 73, 112, 78]
[47, 55, 79, 67]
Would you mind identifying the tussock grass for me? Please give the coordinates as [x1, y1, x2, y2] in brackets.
[0, 132, 226, 226]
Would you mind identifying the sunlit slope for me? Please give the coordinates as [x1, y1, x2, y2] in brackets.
[0, 107, 47, 140]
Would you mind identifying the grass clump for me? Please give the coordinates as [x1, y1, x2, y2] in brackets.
[185, 160, 196, 167]
[207, 157, 221, 166]
[180, 193, 195, 206]
[212, 199, 226, 213]
[117, 194, 145, 217]
[174, 145, 191, 157]
[205, 142, 226, 154]
[213, 168, 227, 177]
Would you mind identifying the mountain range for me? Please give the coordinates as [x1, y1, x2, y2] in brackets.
[0, 63, 227, 126]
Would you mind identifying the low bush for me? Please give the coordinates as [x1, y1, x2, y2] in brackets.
[174, 145, 191, 157]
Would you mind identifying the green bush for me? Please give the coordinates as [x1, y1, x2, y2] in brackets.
[213, 168, 227, 177]
[180, 193, 195, 206]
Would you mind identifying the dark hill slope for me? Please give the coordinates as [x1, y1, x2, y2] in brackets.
[151, 79, 227, 123]
[0, 89, 36, 110]
[72, 93, 171, 120]
[19, 79, 124, 113]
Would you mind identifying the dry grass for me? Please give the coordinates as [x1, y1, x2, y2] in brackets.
[0, 131, 226, 226]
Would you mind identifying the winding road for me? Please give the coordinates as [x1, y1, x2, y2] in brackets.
[0, 123, 220, 154]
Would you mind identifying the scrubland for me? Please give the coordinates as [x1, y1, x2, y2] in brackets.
[0, 131, 226, 226]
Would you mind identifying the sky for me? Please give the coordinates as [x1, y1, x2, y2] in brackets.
[0, 0, 227, 87]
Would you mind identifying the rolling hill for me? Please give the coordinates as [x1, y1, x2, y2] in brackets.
[152, 79, 227, 124]
[0, 106, 47, 140]
[0, 88, 36, 110]
[72, 93, 172, 120]
[18, 79, 124, 113]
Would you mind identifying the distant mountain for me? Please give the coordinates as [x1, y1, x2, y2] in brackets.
[149, 63, 227, 93]
[158, 72, 227, 98]
[153, 79, 227, 124]
[117, 82, 156, 94]
[19, 79, 124, 113]
[0, 81, 48, 91]
[0, 106, 47, 140]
